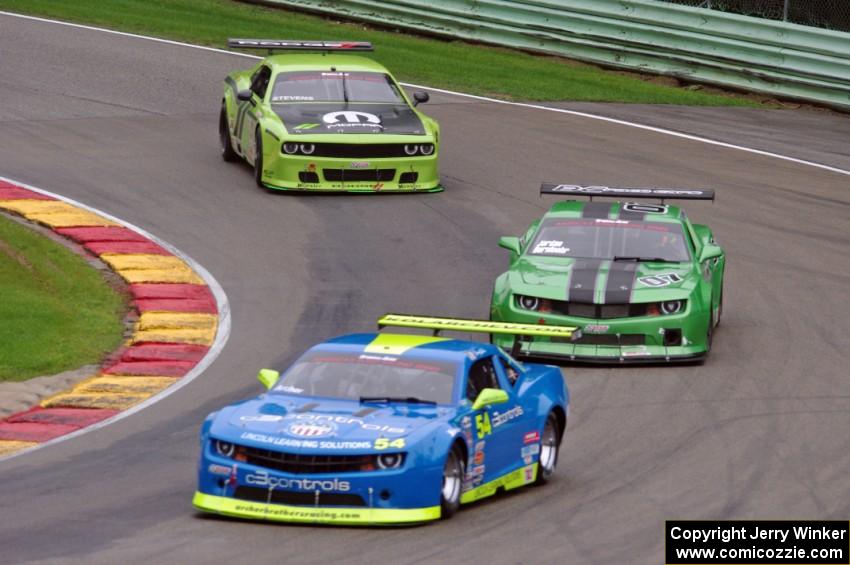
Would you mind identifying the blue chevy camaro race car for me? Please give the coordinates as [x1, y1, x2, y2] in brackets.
[193, 315, 572, 525]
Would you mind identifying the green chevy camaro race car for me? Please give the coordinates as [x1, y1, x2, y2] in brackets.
[490, 184, 725, 363]
[220, 39, 441, 192]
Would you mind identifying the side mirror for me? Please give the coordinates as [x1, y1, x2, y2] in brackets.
[237, 89, 254, 102]
[257, 368, 280, 390]
[413, 91, 429, 106]
[498, 236, 521, 255]
[471, 388, 509, 411]
[698, 244, 722, 263]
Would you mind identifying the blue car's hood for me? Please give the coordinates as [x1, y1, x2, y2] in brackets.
[211, 396, 453, 452]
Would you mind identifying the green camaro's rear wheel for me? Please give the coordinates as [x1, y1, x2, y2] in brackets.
[219, 104, 237, 162]
[253, 128, 264, 188]
[440, 445, 464, 519]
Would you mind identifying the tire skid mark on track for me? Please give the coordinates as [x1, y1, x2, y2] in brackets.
[0, 176, 230, 460]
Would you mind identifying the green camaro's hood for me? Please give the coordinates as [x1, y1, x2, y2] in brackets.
[509, 256, 697, 303]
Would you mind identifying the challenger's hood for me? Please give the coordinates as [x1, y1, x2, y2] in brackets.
[211, 396, 449, 452]
[272, 103, 426, 135]
[509, 256, 697, 303]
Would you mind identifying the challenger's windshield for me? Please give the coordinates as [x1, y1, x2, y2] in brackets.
[528, 218, 690, 262]
[270, 71, 405, 103]
[273, 352, 457, 404]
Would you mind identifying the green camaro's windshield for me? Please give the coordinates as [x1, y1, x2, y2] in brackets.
[273, 352, 457, 404]
[528, 218, 690, 262]
[270, 71, 405, 103]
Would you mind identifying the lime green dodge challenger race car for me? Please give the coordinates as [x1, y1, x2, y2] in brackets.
[221, 39, 441, 192]
[490, 184, 725, 364]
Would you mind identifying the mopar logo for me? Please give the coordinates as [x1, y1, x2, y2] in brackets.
[322, 111, 380, 125]
[287, 421, 335, 438]
[246, 471, 351, 492]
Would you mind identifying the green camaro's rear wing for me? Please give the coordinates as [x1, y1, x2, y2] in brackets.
[227, 39, 374, 52]
[540, 183, 715, 201]
[377, 314, 580, 357]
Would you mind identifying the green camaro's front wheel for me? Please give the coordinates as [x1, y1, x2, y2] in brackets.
[219, 105, 237, 162]
[253, 128, 264, 188]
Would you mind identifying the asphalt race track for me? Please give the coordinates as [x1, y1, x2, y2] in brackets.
[1, 13, 849, 565]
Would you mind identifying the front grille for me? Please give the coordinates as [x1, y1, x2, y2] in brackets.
[307, 143, 429, 158]
[323, 169, 396, 182]
[551, 301, 650, 319]
[566, 334, 645, 346]
[240, 446, 371, 474]
[298, 171, 319, 183]
[234, 486, 365, 507]
[399, 172, 419, 184]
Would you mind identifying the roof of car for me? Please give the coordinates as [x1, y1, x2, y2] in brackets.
[544, 200, 685, 223]
[310, 333, 497, 363]
[263, 54, 390, 74]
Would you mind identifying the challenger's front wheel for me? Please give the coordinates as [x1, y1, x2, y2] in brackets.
[253, 128, 264, 188]
[219, 104, 237, 162]
[440, 445, 464, 519]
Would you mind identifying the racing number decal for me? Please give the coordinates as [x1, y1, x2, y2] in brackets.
[374, 438, 405, 450]
[475, 413, 492, 438]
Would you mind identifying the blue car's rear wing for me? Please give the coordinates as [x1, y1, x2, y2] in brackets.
[377, 314, 580, 357]
[540, 183, 714, 202]
[227, 39, 374, 53]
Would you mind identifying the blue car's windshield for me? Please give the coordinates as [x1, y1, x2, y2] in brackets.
[274, 352, 457, 404]
[528, 218, 691, 262]
[270, 71, 405, 104]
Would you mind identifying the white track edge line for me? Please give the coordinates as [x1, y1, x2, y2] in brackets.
[0, 174, 232, 463]
[3, 10, 850, 178]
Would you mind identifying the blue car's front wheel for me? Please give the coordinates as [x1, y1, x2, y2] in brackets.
[440, 445, 464, 519]
[536, 412, 560, 485]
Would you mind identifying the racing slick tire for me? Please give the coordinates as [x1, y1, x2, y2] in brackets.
[219, 104, 237, 162]
[440, 444, 465, 519]
[253, 127, 264, 188]
[535, 412, 561, 485]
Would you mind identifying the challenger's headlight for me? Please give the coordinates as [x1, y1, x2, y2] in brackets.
[282, 142, 299, 155]
[404, 144, 419, 156]
[376, 453, 405, 470]
[214, 439, 235, 458]
[299, 143, 315, 155]
[419, 143, 434, 156]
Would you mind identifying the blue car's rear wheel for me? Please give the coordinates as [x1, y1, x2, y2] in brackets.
[535, 412, 560, 485]
[440, 445, 464, 519]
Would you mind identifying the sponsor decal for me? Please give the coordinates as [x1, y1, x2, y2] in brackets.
[273, 95, 315, 102]
[208, 464, 232, 476]
[349, 161, 369, 169]
[474, 440, 486, 451]
[547, 184, 709, 197]
[246, 471, 351, 492]
[293, 123, 320, 130]
[287, 421, 336, 438]
[241, 432, 373, 450]
[492, 406, 524, 427]
[461, 416, 472, 429]
[638, 273, 683, 287]
[583, 324, 609, 334]
[523, 431, 540, 444]
[241, 415, 284, 423]
[471, 465, 485, 476]
[533, 240, 570, 255]
[623, 202, 667, 214]
[622, 346, 651, 357]
[595, 218, 630, 225]
[521, 444, 540, 457]
[278, 385, 303, 394]
[322, 111, 382, 129]
[465, 347, 487, 361]
[473, 450, 485, 465]
[524, 466, 535, 482]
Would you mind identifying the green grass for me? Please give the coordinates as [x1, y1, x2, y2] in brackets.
[0, 215, 126, 381]
[0, 0, 763, 106]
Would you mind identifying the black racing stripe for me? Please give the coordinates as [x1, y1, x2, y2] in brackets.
[604, 261, 638, 304]
[568, 259, 603, 304]
[581, 202, 612, 219]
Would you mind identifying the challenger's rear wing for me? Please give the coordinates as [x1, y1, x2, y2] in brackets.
[227, 39, 374, 53]
[377, 314, 579, 357]
[540, 183, 714, 202]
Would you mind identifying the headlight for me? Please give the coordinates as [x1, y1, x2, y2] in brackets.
[214, 439, 235, 457]
[299, 143, 315, 155]
[660, 300, 683, 315]
[376, 453, 405, 470]
[282, 142, 299, 154]
[404, 144, 419, 156]
[419, 143, 434, 156]
[518, 295, 541, 311]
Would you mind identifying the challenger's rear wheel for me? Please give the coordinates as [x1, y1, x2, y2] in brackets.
[535, 412, 560, 485]
[219, 104, 237, 162]
[440, 445, 464, 519]
[253, 128, 264, 188]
